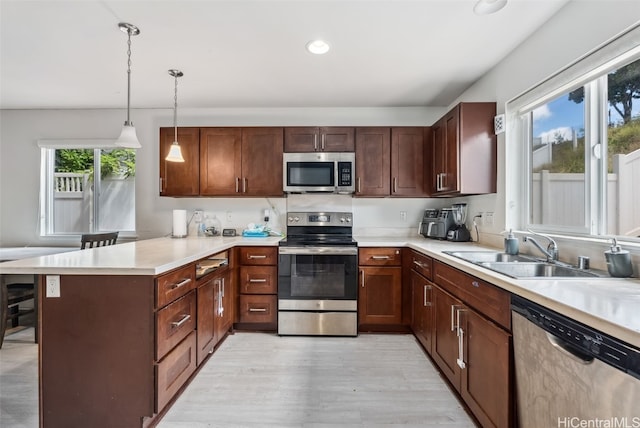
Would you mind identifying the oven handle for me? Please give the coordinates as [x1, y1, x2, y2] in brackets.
[278, 246, 358, 256]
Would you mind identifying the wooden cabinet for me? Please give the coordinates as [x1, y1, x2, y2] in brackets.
[236, 246, 278, 330]
[284, 127, 355, 152]
[358, 248, 402, 328]
[196, 277, 216, 365]
[213, 269, 233, 345]
[160, 127, 200, 196]
[431, 102, 496, 196]
[200, 127, 283, 197]
[431, 260, 512, 428]
[408, 251, 434, 354]
[355, 127, 428, 197]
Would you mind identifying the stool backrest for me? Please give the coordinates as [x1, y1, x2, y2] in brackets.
[80, 232, 119, 249]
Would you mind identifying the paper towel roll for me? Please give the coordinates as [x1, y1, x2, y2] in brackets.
[172, 209, 187, 238]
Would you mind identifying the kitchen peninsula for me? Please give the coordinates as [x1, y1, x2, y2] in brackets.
[1, 236, 638, 428]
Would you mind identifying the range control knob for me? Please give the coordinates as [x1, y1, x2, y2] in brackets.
[346, 217, 352, 223]
[340, 217, 346, 223]
[293, 216, 300, 222]
[288, 216, 294, 223]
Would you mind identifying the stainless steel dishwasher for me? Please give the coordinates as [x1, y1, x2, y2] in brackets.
[511, 295, 640, 428]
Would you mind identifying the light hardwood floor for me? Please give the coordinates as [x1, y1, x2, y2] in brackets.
[1, 329, 476, 428]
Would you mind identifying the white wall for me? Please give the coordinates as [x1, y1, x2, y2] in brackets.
[0, 107, 444, 246]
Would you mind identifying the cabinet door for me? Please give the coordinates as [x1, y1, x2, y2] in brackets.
[241, 127, 283, 196]
[214, 271, 233, 344]
[431, 285, 462, 391]
[442, 106, 460, 193]
[355, 127, 390, 196]
[284, 127, 319, 152]
[358, 267, 402, 325]
[460, 309, 512, 428]
[431, 119, 445, 194]
[411, 270, 433, 355]
[200, 127, 242, 196]
[160, 127, 200, 196]
[196, 279, 215, 365]
[390, 127, 425, 196]
[319, 127, 355, 152]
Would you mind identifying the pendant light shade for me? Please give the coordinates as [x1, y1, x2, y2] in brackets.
[115, 22, 142, 149]
[165, 69, 185, 162]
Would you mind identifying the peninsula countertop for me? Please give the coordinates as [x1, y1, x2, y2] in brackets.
[1, 235, 638, 346]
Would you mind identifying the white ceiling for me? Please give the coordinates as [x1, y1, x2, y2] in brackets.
[0, 0, 569, 110]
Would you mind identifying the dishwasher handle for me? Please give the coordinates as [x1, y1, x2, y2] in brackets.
[546, 333, 594, 365]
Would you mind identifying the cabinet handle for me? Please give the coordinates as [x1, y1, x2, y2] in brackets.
[170, 278, 191, 290]
[413, 260, 424, 268]
[423, 284, 432, 307]
[249, 307, 267, 312]
[314, 134, 318, 151]
[243, 177, 247, 193]
[393, 177, 397, 193]
[249, 278, 267, 283]
[171, 314, 191, 328]
[436, 173, 442, 191]
[321, 134, 325, 151]
[357, 177, 361, 193]
[235, 177, 240, 193]
[371, 255, 391, 260]
[471, 280, 480, 288]
[457, 326, 466, 369]
[221, 278, 225, 298]
[360, 270, 365, 288]
[442, 173, 447, 190]
[159, 177, 163, 193]
[451, 304, 463, 332]
[247, 254, 267, 259]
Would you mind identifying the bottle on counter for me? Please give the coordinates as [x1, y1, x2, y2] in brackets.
[503, 229, 519, 255]
[604, 238, 633, 278]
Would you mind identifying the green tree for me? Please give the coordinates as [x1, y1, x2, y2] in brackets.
[55, 149, 135, 178]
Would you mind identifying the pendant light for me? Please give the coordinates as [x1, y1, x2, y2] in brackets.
[165, 69, 185, 162]
[115, 22, 142, 149]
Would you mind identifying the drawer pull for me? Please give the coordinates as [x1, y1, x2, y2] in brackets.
[170, 278, 191, 290]
[471, 281, 480, 288]
[371, 255, 391, 260]
[171, 314, 191, 328]
[413, 260, 425, 268]
[248, 308, 267, 312]
[249, 278, 267, 283]
[247, 255, 267, 259]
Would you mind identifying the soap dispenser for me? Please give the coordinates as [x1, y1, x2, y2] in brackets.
[604, 238, 633, 278]
[504, 229, 519, 255]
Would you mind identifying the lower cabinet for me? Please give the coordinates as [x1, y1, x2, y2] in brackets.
[411, 269, 433, 354]
[358, 266, 402, 326]
[431, 263, 512, 428]
[236, 246, 278, 330]
[214, 270, 233, 345]
[156, 331, 197, 411]
[196, 278, 216, 365]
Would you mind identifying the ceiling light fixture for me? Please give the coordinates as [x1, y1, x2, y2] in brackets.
[473, 0, 507, 15]
[115, 22, 142, 149]
[306, 40, 330, 55]
[165, 69, 185, 163]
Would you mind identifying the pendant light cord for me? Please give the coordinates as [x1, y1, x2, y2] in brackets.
[174, 74, 178, 142]
[126, 31, 132, 125]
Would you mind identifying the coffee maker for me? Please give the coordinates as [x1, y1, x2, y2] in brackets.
[447, 203, 471, 242]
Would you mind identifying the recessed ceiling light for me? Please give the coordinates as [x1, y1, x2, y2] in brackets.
[306, 40, 330, 55]
[473, 0, 507, 15]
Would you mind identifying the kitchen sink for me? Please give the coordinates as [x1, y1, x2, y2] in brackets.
[443, 250, 602, 278]
[477, 261, 599, 278]
[444, 251, 536, 263]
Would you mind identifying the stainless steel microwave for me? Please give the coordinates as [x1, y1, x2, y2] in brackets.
[283, 152, 355, 194]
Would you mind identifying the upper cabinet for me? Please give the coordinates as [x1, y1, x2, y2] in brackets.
[161, 127, 283, 197]
[355, 127, 428, 197]
[431, 102, 496, 196]
[284, 127, 355, 152]
[160, 127, 201, 196]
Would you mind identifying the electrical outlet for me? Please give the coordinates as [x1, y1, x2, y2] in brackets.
[193, 210, 203, 223]
[400, 211, 407, 221]
[485, 212, 494, 226]
[226, 211, 232, 223]
[46, 275, 61, 298]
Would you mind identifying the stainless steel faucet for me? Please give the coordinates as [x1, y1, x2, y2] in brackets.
[523, 229, 558, 262]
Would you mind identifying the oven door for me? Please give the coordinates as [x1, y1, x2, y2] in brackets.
[278, 247, 357, 300]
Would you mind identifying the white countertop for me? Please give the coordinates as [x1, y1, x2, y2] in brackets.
[1, 235, 638, 346]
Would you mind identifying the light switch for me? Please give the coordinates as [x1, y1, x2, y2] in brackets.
[46, 275, 61, 298]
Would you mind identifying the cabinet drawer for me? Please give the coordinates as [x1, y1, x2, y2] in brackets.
[239, 266, 277, 294]
[239, 295, 277, 324]
[156, 264, 196, 309]
[359, 247, 402, 266]
[433, 261, 510, 330]
[410, 250, 433, 280]
[156, 331, 197, 412]
[239, 246, 277, 265]
[156, 291, 197, 360]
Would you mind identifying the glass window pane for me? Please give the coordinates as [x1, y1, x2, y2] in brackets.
[606, 58, 640, 237]
[530, 90, 586, 228]
[53, 149, 93, 234]
[97, 149, 136, 232]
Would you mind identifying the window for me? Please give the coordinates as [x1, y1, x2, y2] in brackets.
[39, 141, 136, 237]
[511, 27, 640, 243]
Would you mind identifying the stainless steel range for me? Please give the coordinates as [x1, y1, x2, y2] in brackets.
[278, 211, 358, 336]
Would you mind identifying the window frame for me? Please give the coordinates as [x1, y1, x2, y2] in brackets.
[507, 23, 640, 244]
[38, 139, 136, 238]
